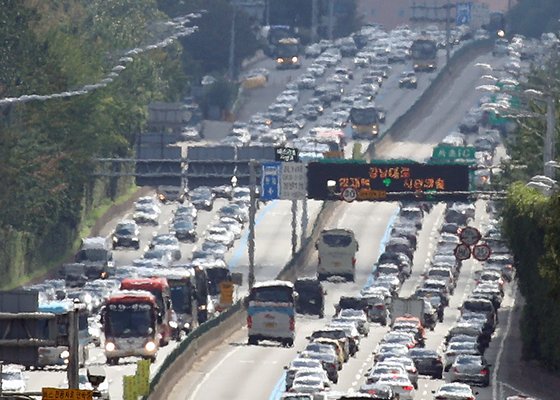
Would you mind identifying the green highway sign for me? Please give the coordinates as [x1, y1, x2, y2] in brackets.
[432, 145, 476, 161]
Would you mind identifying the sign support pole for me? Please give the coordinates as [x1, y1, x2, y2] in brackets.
[248, 160, 257, 290]
[291, 200, 298, 256]
[301, 198, 308, 241]
[67, 309, 80, 389]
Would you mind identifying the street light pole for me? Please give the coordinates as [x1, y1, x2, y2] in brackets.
[228, 7, 237, 80]
[545, 95, 556, 177]
[248, 161, 257, 290]
[445, 0, 451, 64]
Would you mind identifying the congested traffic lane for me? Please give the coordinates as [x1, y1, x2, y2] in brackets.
[164, 44, 510, 400]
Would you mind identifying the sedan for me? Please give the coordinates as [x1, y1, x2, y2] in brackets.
[150, 234, 181, 260]
[289, 376, 326, 394]
[206, 226, 235, 248]
[399, 71, 418, 89]
[219, 204, 249, 223]
[444, 342, 481, 370]
[171, 218, 197, 242]
[408, 348, 443, 378]
[217, 216, 243, 239]
[133, 204, 160, 226]
[376, 374, 415, 400]
[374, 343, 410, 363]
[433, 382, 477, 400]
[189, 187, 215, 211]
[448, 354, 491, 386]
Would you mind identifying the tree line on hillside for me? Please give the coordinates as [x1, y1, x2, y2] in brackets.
[509, 0, 560, 37]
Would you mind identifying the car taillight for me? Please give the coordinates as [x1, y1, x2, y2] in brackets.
[452, 367, 459, 373]
[289, 317, 295, 331]
[407, 343, 415, 349]
[481, 368, 489, 375]
[247, 316, 252, 329]
[402, 385, 414, 391]
[410, 367, 417, 373]
[352, 257, 356, 266]
[375, 304, 384, 309]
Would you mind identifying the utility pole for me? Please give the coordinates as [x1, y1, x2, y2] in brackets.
[0, 362, 3, 397]
[265, 0, 270, 26]
[328, 0, 335, 41]
[248, 161, 257, 290]
[445, 0, 451, 64]
[228, 7, 237, 80]
[311, 0, 319, 43]
[301, 198, 308, 241]
[291, 200, 298, 256]
[67, 309, 80, 389]
[544, 95, 556, 178]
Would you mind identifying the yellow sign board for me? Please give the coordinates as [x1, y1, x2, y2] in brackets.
[136, 359, 151, 396]
[42, 388, 93, 400]
[219, 281, 234, 305]
[123, 375, 138, 400]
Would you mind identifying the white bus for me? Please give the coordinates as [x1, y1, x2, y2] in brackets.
[247, 281, 295, 347]
[316, 229, 359, 281]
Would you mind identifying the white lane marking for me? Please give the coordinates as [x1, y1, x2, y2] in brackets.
[492, 284, 517, 400]
[188, 346, 241, 400]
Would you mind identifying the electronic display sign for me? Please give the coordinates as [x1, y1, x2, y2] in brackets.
[306, 162, 470, 201]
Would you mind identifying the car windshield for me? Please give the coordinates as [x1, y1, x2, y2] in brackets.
[350, 107, 378, 125]
[322, 234, 353, 247]
[170, 283, 192, 314]
[115, 225, 134, 235]
[2, 371, 22, 380]
[250, 286, 293, 303]
[106, 303, 153, 337]
[76, 248, 107, 262]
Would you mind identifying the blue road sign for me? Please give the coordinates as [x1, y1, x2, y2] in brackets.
[261, 162, 281, 200]
[456, 2, 472, 26]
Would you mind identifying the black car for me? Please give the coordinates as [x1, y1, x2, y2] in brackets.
[408, 348, 443, 378]
[189, 186, 215, 211]
[112, 220, 140, 249]
[399, 71, 418, 89]
[212, 185, 233, 199]
[294, 277, 325, 318]
[171, 218, 197, 242]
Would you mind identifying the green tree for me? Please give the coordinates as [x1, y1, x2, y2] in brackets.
[509, 0, 560, 37]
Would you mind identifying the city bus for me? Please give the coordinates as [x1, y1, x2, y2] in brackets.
[316, 229, 359, 281]
[156, 268, 199, 338]
[37, 301, 91, 368]
[410, 38, 438, 72]
[102, 290, 159, 364]
[120, 277, 175, 346]
[349, 105, 380, 139]
[247, 280, 296, 347]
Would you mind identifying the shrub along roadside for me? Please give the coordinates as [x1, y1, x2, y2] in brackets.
[502, 183, 560, 371]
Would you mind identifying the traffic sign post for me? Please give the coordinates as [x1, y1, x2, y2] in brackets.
[456, 2, 472, 25]
[431, 145, 476, 162]
[454, 243, 472, 261]
[280, 162, 307, 200]
[307, 161, 471, 201]
[42, 388, 93, 400]
[459, 226, 482, 246]
[473, 243, 492, 261]
[261, 162, 281, 201]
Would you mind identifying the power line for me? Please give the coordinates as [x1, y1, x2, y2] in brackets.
[0, 13, 203, 107]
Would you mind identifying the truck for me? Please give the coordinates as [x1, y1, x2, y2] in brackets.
[390, 297, 426, 327]
[74, 237, 114, 279]
[274, 38, 301, 69]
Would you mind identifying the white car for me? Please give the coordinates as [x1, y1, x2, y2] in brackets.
[217, 217, 243, 239]
[290, 376, 327, 394]
[433, 382, 476, 400]
[206, 226, 235, 248]
[376, 374, 415, 400]
[1, 366, 26, 392]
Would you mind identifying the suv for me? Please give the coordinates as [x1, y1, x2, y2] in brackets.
[399, 71, 418, 89]
[157, 185, 186, 204]
[112, 219, 140, 249]
[75, 237, 114, 279]
[294, 278, 325, 318]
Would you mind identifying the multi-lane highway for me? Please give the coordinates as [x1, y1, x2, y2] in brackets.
[23, 33, 500, 400]
[157, 48, 518, 400]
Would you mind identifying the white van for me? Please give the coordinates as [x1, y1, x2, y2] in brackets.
[316, 229, 359, 281]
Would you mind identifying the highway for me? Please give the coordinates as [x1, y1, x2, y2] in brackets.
[23, 34, 485, 399]
[161, 49, 516, 400]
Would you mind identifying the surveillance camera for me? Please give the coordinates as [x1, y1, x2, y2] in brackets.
[87, 366, 106, 388]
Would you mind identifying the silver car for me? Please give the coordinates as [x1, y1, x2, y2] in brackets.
[448, 354, 490, 386]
